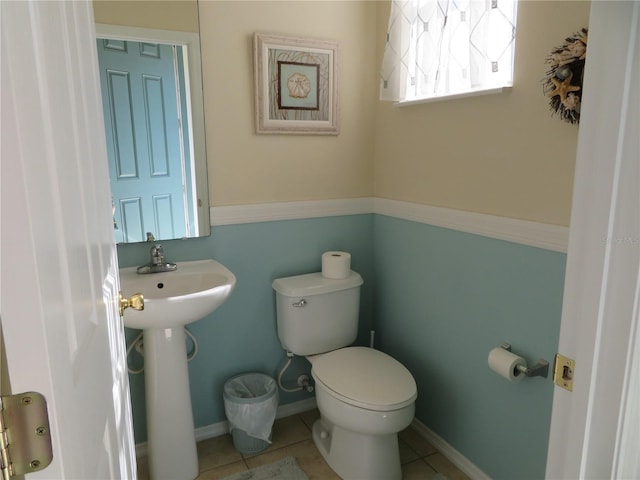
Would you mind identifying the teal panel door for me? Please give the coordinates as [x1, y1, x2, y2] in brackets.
[97, 39, 187, 243]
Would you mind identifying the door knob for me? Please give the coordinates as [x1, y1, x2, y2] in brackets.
[119, 292, 144, 316]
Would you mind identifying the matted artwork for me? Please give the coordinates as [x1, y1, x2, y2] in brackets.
[253, 33, 339, 135]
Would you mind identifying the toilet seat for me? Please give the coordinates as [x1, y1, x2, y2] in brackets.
[310, 347, 417, 411]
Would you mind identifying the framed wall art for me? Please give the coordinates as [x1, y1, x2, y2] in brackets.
[253, 33, 340, 135]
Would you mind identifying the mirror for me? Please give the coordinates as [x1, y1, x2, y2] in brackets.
[93, 1, 209, 244]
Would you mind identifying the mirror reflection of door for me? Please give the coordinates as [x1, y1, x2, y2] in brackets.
[97, 38, 195, 243]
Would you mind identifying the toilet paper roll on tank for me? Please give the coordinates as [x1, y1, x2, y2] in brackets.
[321, 251, 351, 279]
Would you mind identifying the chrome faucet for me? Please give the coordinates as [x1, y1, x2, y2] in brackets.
[150, 244, 165, 265]
[136, 244, 177, 274]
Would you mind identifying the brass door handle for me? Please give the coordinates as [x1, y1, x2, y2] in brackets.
[119, 292, 144, 316]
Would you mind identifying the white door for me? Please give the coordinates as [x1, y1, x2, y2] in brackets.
[546, 2, 640, 478]
[1, 1, 136, 479]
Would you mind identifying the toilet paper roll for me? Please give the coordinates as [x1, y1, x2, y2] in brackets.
[488, 347, 527, 382]
[321, 251, 351, 279]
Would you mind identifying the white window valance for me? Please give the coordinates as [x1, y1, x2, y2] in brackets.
[380, 0, 518, 102]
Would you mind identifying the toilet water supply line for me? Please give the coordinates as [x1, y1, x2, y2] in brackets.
[277, 352, 314, 393]
[277, 331, 376, 393]
[126, 327, 198, 374]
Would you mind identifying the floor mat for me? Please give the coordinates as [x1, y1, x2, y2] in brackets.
[221, 456, 309, 480]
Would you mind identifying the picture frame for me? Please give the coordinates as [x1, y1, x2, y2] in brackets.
[253, 33, 340, 135]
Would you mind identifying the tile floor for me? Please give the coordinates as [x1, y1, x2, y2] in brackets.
[136, 409, 470, 480]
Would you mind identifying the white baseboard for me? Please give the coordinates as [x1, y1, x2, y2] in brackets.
[411, 418, 491, 480]
[210, 197, 568, 253]
[134, 397, 317, 458]
[274, 397, 317, 420]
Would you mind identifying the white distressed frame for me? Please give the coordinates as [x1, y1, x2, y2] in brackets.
[254, 33, 340, 135]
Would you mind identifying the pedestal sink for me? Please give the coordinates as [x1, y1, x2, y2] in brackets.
[119, 259, 236, 480]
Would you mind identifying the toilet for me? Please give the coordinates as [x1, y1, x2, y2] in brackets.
[272, 271, 417, 480]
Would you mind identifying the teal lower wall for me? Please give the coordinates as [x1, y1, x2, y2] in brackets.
[117, 215, 375, 444]
[374, 215, 566, 479]
[118, 212, 567, 479]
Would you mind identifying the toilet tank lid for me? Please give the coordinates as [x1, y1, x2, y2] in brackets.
[272, 271, 363, 297]
[312, 347, 417, 410]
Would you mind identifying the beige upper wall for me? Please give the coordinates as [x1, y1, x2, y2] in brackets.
[94, 1, 589, 225]
[198, 1, 376, 206]
[374, 1, 590, 226]
[93, 1, 199, 32]
[93, 0, 376, 206]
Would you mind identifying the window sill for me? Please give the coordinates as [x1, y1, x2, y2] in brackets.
[394, 86, 512, 107]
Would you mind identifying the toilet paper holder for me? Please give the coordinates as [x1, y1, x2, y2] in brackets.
[501, 343, 549, 378]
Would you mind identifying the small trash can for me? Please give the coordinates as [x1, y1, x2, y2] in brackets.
[223, 373, 279, 454]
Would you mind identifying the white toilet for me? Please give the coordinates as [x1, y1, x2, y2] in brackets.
[272, 271, 417, 480]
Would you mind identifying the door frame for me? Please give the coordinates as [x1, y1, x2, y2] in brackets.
[546, 2, 640, 478]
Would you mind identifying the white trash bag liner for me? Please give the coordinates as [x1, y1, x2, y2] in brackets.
[223, 373, 279, 443]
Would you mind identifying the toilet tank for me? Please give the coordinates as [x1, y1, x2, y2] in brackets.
[272, 271, 363, 356]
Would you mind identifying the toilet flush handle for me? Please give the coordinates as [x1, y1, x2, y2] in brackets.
[292, 299, 307, 307]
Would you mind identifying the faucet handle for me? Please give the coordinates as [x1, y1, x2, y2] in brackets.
[146, 232, 156, 242]
[150, 244, 164, 265]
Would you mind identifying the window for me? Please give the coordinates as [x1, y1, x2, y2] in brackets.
[380, 0, 518, 103]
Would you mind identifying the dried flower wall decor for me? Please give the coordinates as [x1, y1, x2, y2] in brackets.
[542, 28, 588, 124]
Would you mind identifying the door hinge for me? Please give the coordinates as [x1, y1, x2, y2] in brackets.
[0, 392, 53, 479]
[553, 354, 576, 391]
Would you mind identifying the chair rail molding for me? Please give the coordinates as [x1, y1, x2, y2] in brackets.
[210, 197, 569, 253]
[374, 198, 568, 253]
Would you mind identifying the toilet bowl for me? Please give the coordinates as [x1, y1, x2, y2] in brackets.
[308, 346, 416, 480]
[272, 271, 417, 480]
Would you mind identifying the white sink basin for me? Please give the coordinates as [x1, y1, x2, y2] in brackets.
[119, 259, 236, 329]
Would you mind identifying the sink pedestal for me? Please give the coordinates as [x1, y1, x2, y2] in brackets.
[144, 327, 198, 480]
[119, 259, 237, 480]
